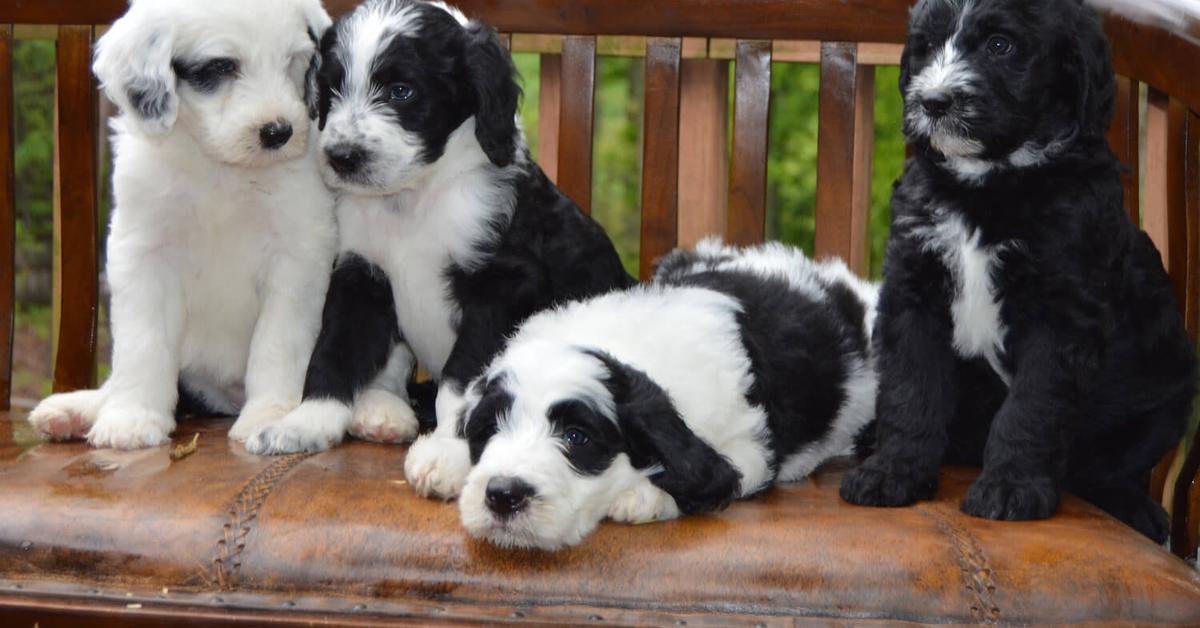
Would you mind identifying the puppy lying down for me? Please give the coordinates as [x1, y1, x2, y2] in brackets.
[455, 240, 879, 550]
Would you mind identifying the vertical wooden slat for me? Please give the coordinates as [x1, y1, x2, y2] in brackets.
[557, 36, 596, 214]
[51, 25, 99, 392]
[497, 33, 511, 51]
[1171, 109, 1200, 560]
[678, 58, 730, 248]
[538, 54, 562, 183]
[1143, 89, 1188, 312]
[0, 25, 14, 410]
[1107, 76, 1141, 224]
[638, 38, 682, 280]
[726, 40, 771, 246]
[814, 42, 873, 274]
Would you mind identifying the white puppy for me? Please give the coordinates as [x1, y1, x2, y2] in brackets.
[27, 0, 337, 449]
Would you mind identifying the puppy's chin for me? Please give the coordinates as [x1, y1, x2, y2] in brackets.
[459, 475, 596, 551]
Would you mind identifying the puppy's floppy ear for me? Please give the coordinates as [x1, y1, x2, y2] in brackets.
[1062, 6, 1116, 138]
[92, 5, 178, 134]
[313, 27, 340, 131]
[301, 4, 334, 125]
[463, 20, 521, 168]
[587, 350, 742, 515]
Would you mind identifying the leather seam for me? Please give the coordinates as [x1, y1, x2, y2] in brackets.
[210, 453, 315, 591]
[919, 504, 1002, 624]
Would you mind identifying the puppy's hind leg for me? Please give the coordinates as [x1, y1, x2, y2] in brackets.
[244, 254, 397, 454]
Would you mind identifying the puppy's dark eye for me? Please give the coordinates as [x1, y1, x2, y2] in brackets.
[389, 84, 416, 103]
[986, 35, 1014, 57]
[177, 57, 240, 92]
[563, 428, 590, 447]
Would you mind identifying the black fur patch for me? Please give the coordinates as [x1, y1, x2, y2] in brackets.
[546, 399, 623, 476]
[302, 254, 403, 404]
[588, 349, 743, 515]
[172, 57, 239, 94]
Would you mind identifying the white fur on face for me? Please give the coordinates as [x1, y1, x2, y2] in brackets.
[458, 342, 645, 550]
[905, 2, 985, 162]
[912, 209, 1012, 384]
[457, 286, 775, 549]
[94, 0, 329, 168]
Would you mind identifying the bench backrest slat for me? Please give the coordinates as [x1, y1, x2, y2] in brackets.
[556, 36, 596, 215]
[638, 38, 682, 281]
[51, 25, 98, 393]
[0, 24, 12, 411]
[814, 42, 873, 274]
[726, 40, 771, 246]
[677, 58, 730, 250]
[1144, 89, 1191, 318]
[1107, 76, 1141, 225]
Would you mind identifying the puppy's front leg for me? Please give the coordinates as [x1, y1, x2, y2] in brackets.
[230, 249, 331, 444]
[85, 263, 186, 449]
[406, 302, 515, 499]
[243, 254, 396, 455]
[841, 266, 959, 507]
[960, 331, 1086, 521]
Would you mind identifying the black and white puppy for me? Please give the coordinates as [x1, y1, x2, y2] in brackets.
[456, 240, 879, 550]
[840, 0, 1197, 542]
[245, 0, 634, 455]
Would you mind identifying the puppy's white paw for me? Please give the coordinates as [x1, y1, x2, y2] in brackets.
[28, 389, 104, 441]
[243, 399, 350, 455]
[228, 399, 294, 443]
[404, 434, 471, 499]
[87, 403, 174, 450]
[607, 480, 680, 525]
[349, 389, 419, 444]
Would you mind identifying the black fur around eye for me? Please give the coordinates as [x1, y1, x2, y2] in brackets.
[176, 57, 240, 93]
[389, 83, 416, 103]
[986, 35, 1014, 57]
[563, 427, 591, 447]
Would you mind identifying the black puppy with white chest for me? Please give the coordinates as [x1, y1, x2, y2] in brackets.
[840, 0, 1196, 542]
[245, 0, 634, 455]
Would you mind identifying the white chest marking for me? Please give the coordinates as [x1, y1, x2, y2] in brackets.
[914, 210, 1011, 384]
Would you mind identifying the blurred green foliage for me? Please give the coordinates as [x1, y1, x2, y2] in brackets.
[511, 53, 905, 279]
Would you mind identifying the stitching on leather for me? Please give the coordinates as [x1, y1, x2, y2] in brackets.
[211, 453, 315, 591]
[920, 505, 1001, 624]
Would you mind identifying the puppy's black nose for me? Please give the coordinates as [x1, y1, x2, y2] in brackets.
[921, 92, 953, 118]
[326, 144, 367, 176]
[485, 476, 535, 518]
[259, 121, 294, 150]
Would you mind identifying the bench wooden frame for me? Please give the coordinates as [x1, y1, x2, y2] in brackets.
[0, 0, 1198, 562]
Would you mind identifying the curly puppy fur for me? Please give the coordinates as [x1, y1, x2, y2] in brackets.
[455, 240, 878, 550]
[840, 0, 1197, 543]
[245, 0, 633, 456]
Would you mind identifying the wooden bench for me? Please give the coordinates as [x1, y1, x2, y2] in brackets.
[1, 0, 1199, 624]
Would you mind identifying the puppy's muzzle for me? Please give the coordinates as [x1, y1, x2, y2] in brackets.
[485, 476, 535, 518]
[259, 120, 294, 150]
[325, 144, 369, 177]
[921, 91, 954, 119]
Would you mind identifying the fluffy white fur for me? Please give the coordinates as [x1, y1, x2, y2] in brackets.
[451, 243, 880, 550]
[910, 209, 1012, 385]
[28, 0, 337, 449]
[459, 286, 763, 549]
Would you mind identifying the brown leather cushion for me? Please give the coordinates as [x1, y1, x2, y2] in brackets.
[1, 414, 1198, 625]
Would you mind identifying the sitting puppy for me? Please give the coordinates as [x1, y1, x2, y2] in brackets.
[244, 0, 633, 455]
[27, 0, 337, 449]
[840, 0, 1197, 542]
[456, 240, 879, 550]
